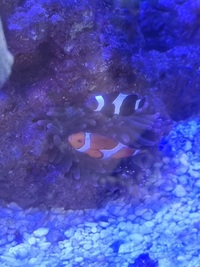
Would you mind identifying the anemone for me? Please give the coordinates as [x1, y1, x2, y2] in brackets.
[35, 96, 172, 190]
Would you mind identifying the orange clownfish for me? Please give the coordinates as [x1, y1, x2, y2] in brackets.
[68, 132, 142, 159]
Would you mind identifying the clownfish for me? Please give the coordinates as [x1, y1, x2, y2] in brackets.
[68, 132, 143, 159]
[86, 92, 147, 117]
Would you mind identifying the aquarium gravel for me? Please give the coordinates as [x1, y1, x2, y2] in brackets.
[1, 118, 200, 267]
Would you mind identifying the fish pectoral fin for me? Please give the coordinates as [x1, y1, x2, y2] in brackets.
[86, 149, 102, 158]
